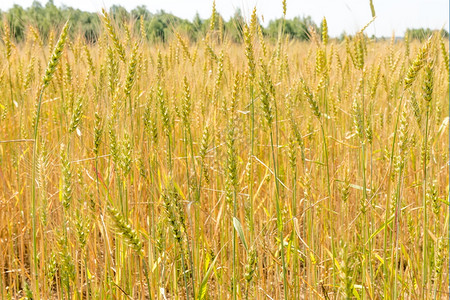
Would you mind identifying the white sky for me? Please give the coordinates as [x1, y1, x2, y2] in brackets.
[1, 0, 448, 37]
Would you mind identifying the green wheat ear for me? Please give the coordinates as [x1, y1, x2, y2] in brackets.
[2, 20, 12, 60]
[101, 8, 126, 63]
[321, 17, 328, 46]
[404, 37, 432, 90]
[124, 42, 139, 97]
[42, 21, 69, 88]
[210, 0, 216, 31]
[107, 205, 144, 254]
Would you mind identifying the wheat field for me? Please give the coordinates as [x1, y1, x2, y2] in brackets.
[0, 7, 449, 300]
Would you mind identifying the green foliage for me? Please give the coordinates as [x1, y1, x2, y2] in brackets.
[265, 16, 318, 41]
[1, 1, 100, 43]
[1, 1, 320, 43]
[2, 1, 445, 45]
[406, 28, 449, 41]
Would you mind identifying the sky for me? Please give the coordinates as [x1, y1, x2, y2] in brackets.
[0, 0, 448, 37]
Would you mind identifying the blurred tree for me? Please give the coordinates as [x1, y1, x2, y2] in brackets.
[7, 5, 27, 41]
[10, 1, 434, 44]
[266, 16, 318, 41]
[225, 9, 244, 43]
[406, 28, 449, 41]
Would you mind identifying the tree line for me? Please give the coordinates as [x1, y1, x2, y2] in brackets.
[0, 0, 320, 44]
[1, 0, 447, 44]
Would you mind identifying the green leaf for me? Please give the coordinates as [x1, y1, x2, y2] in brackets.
[197, 253, 219, 300]
[365, 214, 394, 245]
[233, 217, 248, 251]
[349, 183, 372, 193]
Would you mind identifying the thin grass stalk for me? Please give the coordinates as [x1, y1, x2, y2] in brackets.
[244, 24, 256, 244]
[422, 104, 430, 294]
[181, 77, 197, 296]
[319, 121, 336, 287]
[288, 137, 299, 298]
[31, 87, 45, 299]
[31, 21, 69, 298]
[381, 90, 409, 298]
[360, 75, 370, 297]
[224, 119, 239, 300]
[269, 129, 288, 299]
[182, 126, 197, 299]
[392, 163, 404, 299]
